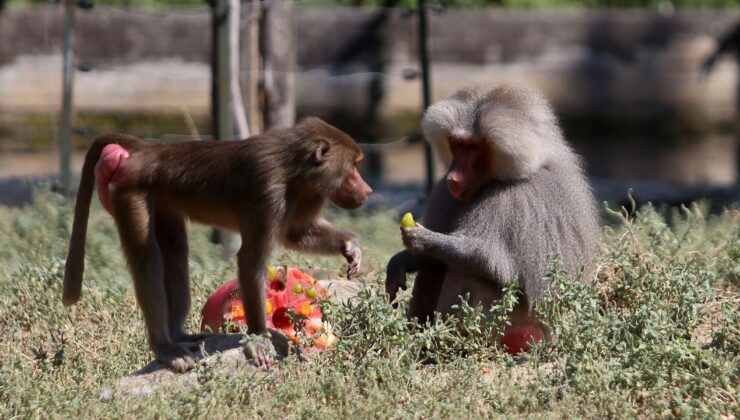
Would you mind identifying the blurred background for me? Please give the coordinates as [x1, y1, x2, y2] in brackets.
[0, 0, 738, 211]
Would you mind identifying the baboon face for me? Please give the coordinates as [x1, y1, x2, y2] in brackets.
[330, 164, 372, 209]
[446, 137, 492, 201]
[299, 118, 372, 209]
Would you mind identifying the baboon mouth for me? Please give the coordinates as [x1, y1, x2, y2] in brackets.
[450, 188, 474, 201]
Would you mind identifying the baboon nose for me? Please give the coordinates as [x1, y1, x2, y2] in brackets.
[360, 179, 372, 196]
[447, 177, 462, 194]
[447, 176, 470, 200]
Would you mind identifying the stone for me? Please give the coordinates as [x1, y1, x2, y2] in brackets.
[104, 278, 363, 398]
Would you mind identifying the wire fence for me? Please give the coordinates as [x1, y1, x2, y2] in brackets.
[1, 2, 444, 189]
[2, 2, 738, 194]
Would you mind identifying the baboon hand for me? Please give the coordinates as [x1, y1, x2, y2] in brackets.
[243, 333, 277, 368]
[401, 224, 435, 256]
[342, 237, 362, 279]
[385, 254, 408, 304]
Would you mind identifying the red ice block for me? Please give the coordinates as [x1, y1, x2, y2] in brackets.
[200, 267, 335, 351]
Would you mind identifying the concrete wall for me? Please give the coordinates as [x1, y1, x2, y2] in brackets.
[0, 6, 738, 121]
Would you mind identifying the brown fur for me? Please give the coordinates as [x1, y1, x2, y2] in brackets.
[63, 117, 371, 371]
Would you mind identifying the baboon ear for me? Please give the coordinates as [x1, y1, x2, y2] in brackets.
[313, 140, 331, 163]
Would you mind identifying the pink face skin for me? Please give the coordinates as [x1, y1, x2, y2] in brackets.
[446, 138, 491, 202]
[94, 143, 130, 214]
[330, 166, 373, 210]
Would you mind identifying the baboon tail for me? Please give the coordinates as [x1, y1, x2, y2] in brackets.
[62, 135, 119, 306]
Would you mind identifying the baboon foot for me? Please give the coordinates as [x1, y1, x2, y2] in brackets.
[154, 342, 198, 373]
[242, 335, 277, 368]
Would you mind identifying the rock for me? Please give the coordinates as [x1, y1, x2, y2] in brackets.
[317, 279, 364, 305]
[105, 278, 364, 398]
[107, 329, 294, 399]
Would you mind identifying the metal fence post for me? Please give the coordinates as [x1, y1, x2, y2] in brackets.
[59, 0, 75, 192]
[211, 0, 240, 256]
[418, 0, 435, 192]
[213, 0, 233, 142]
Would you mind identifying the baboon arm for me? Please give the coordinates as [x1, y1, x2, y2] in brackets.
[387, 249, 440, 273]
[385, 249, 443, 302]
[283, 219, 352, 254]
[283, 220, 362, 278]
[402, 227, 515, 286]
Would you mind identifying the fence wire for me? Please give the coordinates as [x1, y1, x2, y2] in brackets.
[0, 2, 438, 189]
[25, 3, 435, 148]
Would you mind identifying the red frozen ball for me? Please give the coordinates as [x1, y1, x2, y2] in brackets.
[499, 324, 544, 354]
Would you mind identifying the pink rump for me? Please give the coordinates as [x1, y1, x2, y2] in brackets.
[94, 143, 130, 214]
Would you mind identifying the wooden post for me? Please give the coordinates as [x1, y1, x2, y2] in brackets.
[230, 0, 249, 139]
[247, 0, 262, 133]
[418, 0, 435, 192]
[212, 0, 233, 142]
[260, 0, 295, 130]
[59, 0, 75, 192]
[211, 0, 240, 256]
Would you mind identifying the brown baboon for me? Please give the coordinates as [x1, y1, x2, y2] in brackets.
[63, 117, 372, 371]
[386, 84, 598, 350]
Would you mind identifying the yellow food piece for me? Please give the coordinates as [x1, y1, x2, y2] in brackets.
[229, 303, 245, 320]
[325, 333, 338, 349]
[401, 212, 416, 228]
[314, 333, 338, 350]
[298, 302, 313, 317]
[265, 300, 273, 314]
[305, 288, 317, 299]
[293, 284, 304, 294]
[266, 265, 278, 279]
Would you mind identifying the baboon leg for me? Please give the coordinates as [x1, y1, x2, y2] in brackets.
[111, 190, 196, 373]
[237, 230, 271, 337]
[237, 224, 276, 367]
[408, 268, 446, 324]
[154, 210, 206, 346]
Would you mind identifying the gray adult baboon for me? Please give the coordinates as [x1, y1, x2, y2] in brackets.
[386, 84, 598, 349]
